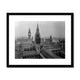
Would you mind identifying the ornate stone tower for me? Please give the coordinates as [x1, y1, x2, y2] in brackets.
[35, 24, 41, 44]
[28, 28, 31, 39]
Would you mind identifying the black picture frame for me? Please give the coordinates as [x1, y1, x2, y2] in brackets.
[6, 13, 74, 68]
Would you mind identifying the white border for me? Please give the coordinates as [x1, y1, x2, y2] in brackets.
[9, 15, 71, 65]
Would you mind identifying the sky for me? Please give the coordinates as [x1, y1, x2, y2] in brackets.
[15, 21, 65, 39]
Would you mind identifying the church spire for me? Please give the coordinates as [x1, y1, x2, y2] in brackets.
[37, 24, 39, 33]
[35, 24, 41, 44]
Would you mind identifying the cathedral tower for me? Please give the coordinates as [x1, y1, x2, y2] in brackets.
[35, 24, 41, 44]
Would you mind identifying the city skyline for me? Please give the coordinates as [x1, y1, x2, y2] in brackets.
[15, 21, 65, 39]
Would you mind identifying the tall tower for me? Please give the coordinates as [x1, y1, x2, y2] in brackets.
[28, 28, 31, 39]
[35, 24, 41, 44]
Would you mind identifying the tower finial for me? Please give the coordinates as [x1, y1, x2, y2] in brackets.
[37, 23, 39, 32]
[28, 28, 31, 39]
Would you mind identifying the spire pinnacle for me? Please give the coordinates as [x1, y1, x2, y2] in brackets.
[37, 24, 39, 32]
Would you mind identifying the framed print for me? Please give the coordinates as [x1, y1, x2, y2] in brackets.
[6, 13, 74, 67]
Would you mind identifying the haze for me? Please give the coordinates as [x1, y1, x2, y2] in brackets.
[15, 21, 65, 39]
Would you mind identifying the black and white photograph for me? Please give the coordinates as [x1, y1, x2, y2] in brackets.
[7, 13, 73, 67]
[15, 21, 65, 59]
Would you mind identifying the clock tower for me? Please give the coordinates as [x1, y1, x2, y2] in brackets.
[28, 28, 31, 39]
